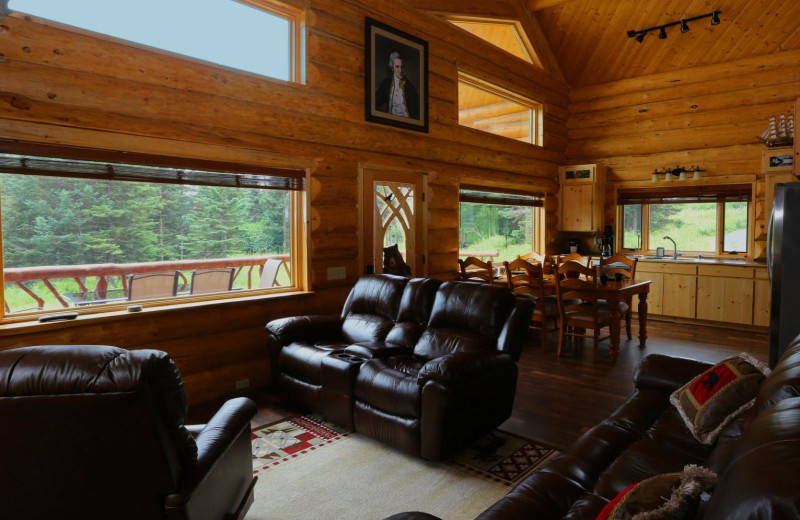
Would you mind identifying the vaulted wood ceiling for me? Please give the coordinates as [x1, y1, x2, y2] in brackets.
[410, 0, 800, 88]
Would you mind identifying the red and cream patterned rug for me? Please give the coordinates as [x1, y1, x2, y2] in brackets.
[251, 415, 557, 487]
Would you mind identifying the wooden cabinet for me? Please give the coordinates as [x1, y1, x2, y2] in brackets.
[753, 268, 771, 327]
[558, 164, 606, 232]
[638, 261, 767, 326]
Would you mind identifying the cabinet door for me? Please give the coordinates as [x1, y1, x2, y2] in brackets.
[561, 184, 593, 231]
[753, 278, 771, 326]
[663, 274, 696, 318]
[698, 276, 754, 324]
[638, 272, 663, 314]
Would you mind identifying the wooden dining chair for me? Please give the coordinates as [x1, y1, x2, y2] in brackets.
[519, 251, 552, 274]
[190, 268, 235, 295]
[556, 253, 592, 268]
[128, 271, 180, 301]
[504, 258, 559, 352]
[599, 254, 638, 340]
[553, 261, 609, 361]
[457, 256, 493, 283]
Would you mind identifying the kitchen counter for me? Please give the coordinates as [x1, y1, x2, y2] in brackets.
[632, 256, 766, 267]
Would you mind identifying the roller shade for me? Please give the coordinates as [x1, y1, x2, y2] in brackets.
[460, 187, 543, 207]
[618, 184, 751, 205]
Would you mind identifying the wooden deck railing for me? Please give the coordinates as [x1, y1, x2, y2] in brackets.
[3, 254, 290, 312]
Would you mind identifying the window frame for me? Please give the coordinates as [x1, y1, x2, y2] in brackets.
[458, 184, 546, 261]
[0, 141, 308, 322]
[457, 71, 544, 146]
[617, 194, 752, 258]
[8, 0, 307, 83]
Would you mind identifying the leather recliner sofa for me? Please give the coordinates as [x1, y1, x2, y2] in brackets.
[266, 274, 533, 461]
[0, 345, 257, 520]
[392, 337, 800, 519]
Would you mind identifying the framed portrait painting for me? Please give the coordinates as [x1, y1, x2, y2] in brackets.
[365, 17, 428, 133]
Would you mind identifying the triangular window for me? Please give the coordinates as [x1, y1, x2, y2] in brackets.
[449, 19, 534, 64]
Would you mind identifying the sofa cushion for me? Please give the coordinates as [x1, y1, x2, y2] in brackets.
[340, 274, 410, 344]
[354, 357, 424, 417]
[278, 341, 349, 386]
[670, 353, 770, 445]
[595, 465, 717, 520]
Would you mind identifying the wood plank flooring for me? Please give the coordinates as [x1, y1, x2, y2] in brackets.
[188, 320, 768, 451]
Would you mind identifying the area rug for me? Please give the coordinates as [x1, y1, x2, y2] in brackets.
[247, 415, 558, 520]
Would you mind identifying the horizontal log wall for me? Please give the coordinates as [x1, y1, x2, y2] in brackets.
[0, 0, 567, 404]
[566, 50, 800, 259]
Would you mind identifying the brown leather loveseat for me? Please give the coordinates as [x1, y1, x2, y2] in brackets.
[393, 338, 800, 519]
[0, 345, 257, 520]
[266, 274, 533, 461]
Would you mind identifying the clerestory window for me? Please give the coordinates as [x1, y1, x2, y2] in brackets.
[7, 0, 305, 82]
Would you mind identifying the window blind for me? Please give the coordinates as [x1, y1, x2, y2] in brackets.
[617, 184, 751, 205]
[459, 187, 544, 207]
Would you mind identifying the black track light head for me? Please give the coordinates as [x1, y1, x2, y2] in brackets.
[635, 32, 646, 43]
[711, 10, 720, 25]
[680, 20, 690, 33]
[658, 26, 667, 39]
[628, 10, 720, 44]
[627, 29, 637, 38]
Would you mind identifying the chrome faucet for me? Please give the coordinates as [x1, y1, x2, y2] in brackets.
[663, 236, 678, 259]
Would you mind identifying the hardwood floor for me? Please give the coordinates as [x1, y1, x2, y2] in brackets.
[188, 320, 768, 451]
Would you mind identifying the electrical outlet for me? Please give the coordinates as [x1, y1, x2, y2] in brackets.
[327, 266, 346, 280]
[235, 378, 250, 390]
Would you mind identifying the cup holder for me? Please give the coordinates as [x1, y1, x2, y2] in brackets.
[334, 353, 365, 363]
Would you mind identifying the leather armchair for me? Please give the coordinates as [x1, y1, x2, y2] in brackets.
[353, 281, 534, 461]
[266, 273, 411, 412]
[0, 345, 257, 520]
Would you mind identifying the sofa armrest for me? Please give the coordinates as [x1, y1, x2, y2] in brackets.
[345, 342, 413, 359]
[165, 397, 257, 519]
[634, 354, 712, 392]
[418, 352, 514, 384]
[266, 315, 345, 345]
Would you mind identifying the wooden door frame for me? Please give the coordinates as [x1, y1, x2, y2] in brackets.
[358, 164, 428, 277]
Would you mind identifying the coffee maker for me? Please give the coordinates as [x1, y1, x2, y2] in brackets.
[595, 225, 614, 258]
[568, 239, 579, 254]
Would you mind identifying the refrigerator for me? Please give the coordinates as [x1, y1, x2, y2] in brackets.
[768, 183, 800, 368]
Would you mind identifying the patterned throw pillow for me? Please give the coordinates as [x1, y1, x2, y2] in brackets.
[596, 465, 717, 520]
[670, 353, 770, 445]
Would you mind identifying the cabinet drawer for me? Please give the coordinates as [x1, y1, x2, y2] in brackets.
[697, 265, 755, 278]
[636, 262, 697, 275]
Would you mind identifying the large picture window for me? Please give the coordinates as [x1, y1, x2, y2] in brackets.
[8, 0, 305, 82]
[618, 184, 751, 256]
[0, 144, 306, 318]
[459, 187, 544, 262]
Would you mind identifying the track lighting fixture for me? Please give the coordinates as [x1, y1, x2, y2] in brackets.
[628, 10, 721, 43]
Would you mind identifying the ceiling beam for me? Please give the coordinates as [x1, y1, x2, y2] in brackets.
[400, 0, 518, 19]
[525, 0, 580, 12]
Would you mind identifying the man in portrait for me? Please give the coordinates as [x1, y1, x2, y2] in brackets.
[375, 51, 419, 120]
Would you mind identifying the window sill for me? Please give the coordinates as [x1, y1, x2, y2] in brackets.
[0, 289, 314, 337]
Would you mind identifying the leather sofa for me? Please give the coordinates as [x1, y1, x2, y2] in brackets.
[0, 345, 257, 520]
[266, 274, 533, 461]
[391, 338, 800, 519]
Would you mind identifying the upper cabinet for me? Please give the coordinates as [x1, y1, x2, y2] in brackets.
[558, 164, 606, 232]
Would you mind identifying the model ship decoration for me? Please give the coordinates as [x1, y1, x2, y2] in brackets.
[758, 114, 794, 147]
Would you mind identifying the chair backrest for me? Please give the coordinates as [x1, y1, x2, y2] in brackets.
[0, 345, 196, 519]
[599, 254, 637, 281]
[457, 256, 493, 283]
[504, 258, 547, 301]
[556, 253, 592, 268]
[518, 252, 551, 274]
[128, 271, 179, 301]
[259, 258, 283, 289]
[339, 274, 410, 344]
[413, 281, 521, 361]
[190, 268, 235, 295]
[554, 262, 602, 320]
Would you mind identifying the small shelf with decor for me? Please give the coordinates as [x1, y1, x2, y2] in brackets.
[558, 164, 606, 232]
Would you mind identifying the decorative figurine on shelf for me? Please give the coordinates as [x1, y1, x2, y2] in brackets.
[383, 243, 411, 276]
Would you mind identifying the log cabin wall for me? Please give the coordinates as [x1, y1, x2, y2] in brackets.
[565, 49, 800, 258]
[0, 0, 567, 404]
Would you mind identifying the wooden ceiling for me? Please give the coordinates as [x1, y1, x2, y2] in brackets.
[411, 0, 800, 88]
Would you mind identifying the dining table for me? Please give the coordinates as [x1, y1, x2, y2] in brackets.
[494, 273, 652, 361]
